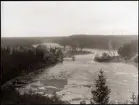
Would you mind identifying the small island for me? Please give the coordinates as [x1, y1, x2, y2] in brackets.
[94, 40, 138, 63]
[94, 52, 122, 62]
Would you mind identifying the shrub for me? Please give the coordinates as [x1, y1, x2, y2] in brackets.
[130, 92, 138, 104]
[18, 93, 68, 104]
[118, 40, 138, 59]
[1, 87, 69, 104]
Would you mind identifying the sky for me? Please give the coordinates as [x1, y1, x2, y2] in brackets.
[1, 1, 138, 37]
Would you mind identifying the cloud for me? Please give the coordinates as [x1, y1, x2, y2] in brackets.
[1, 1, 138, 37]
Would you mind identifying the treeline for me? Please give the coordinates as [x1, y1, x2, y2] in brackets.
[54, 35, 137, 50]
[1, 37, 42, 47]
[1, 37, 63, 47]
[2, 35, 137, 50]
[1, 44, 63, 85]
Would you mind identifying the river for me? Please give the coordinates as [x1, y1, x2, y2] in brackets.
[12, 50, 138, 104]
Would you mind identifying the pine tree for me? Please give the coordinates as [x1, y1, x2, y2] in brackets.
[90, 69, 111, 104]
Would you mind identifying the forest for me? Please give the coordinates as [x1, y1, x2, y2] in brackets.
[1, 44, 63, 85]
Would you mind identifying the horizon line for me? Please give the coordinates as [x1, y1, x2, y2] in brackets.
[1, 34, 138, 38]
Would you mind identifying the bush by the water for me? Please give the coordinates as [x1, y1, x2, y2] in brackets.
[1, 45, 63, 85]
[118, 40, 138, 60]
[18, 93, 68, 104]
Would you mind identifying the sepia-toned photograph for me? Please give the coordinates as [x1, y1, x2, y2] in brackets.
[1, 1, 138, 104]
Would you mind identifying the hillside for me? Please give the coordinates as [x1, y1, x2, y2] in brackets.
[54, 35, 138, 50]
[1, 35, 137, 50]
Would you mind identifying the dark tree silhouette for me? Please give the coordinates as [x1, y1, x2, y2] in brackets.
[1, 45, 63, 85]
[90, 69, 111, 104]
[118, 40, 138, 59]
[1, 87, 69, 104]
